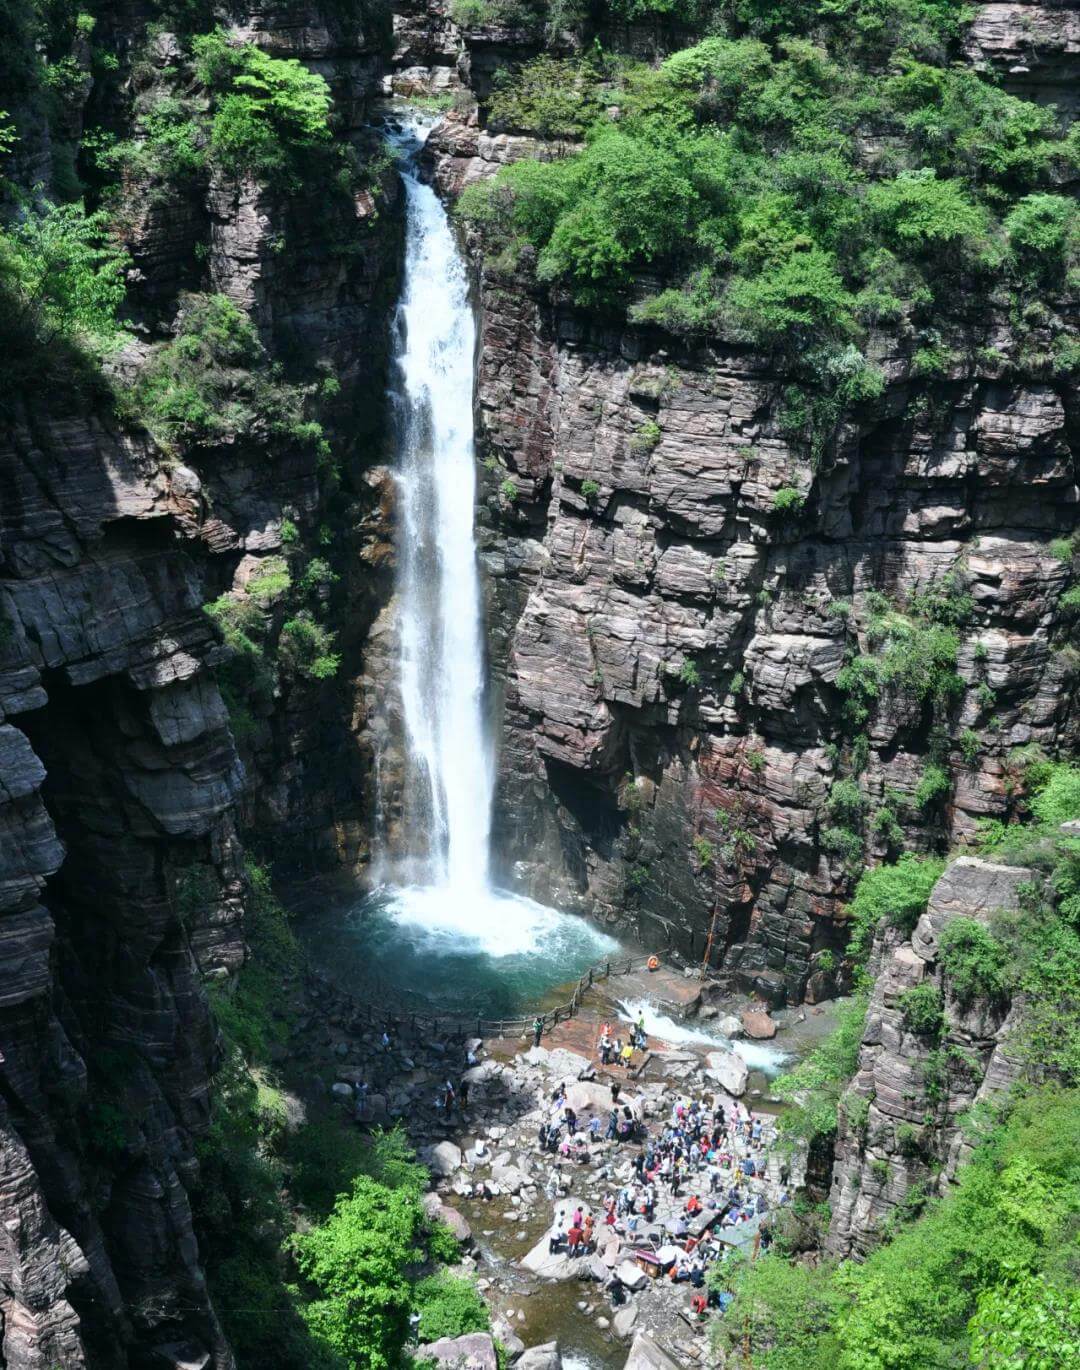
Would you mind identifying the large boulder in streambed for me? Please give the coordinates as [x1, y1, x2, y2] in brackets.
[740, 1011, 777, 1040]
[622, 1331, 681, 1370]
[492, 1319, 525, 1361]
[423, 1193, 472, 1243]
[517, 1344, 561, 1370]
[427, 1141, 463, 1176]
[564, 1081, 641, 1121]
[415, 1332, 497, 1370]
[705, 1050, 748, 1097]
[519, 1236, 582, 1281]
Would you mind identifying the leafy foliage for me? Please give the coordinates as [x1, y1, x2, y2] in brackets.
[773, 994, 867, 1143]
[126, 293, 324, 453]
[279, 611, 341, 680]
[412, 1271, 490, 1343]
[0, 199, 129, 390]
[488, 56, 602, 139]
[715, 1086, 1080, 1368]
[193, 29, 332, 184]
[458, 15, 1075, 393]
[843, 853, 945, 970]
[938, 916, 1009, 1007]
[289, 1150, 480, 1369]
[897, 981, 943, 1038]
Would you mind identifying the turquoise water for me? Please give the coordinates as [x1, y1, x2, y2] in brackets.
[301, 884, 622, 1019]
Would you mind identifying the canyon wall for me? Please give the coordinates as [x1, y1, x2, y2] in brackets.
[1, 1, 1078, 1364]
[407, 1, 1080, 1004]
[0, 4, 397, 1365]
[826, 854, 1033, 1256]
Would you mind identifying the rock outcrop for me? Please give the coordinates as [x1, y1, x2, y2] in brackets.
[827, 856, 1034, 1257]
[0, 5, 398, 1366]
[414, 25, 1079, 1000]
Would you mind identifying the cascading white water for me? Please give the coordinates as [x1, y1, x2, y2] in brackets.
[617, 998, 790, 1074]
[391, 115, 493, 894]
[374, 113, 617, 972]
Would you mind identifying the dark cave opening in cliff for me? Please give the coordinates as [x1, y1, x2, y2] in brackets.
[542, 754, 625, 857]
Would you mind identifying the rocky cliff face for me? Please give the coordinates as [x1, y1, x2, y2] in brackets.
[409, 3, 1079, 1004]
[0, 4, 398, 1365]
[826, 856, 1033, 1257]
[1, 0, 1078, 1361]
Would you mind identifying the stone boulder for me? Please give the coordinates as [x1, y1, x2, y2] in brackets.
[519, 1236, 584, 1282]
[428, 1141, 463, 1177]
[516, 1344, 561, 1370]
[491, 1161, 531, 1194]
[492, 1318, 525, 1361]
[622, 1331, 681, 1370]
[429, 1200, 472, 1244]
[613, 1305, 639, 1339]
[564, 1081, 641, 1120]
[416, 1332, 498, 1370]
[705, 1050, 748, 1097]
[615, 1259, 649, 1291]
[740, 1011, 777, 1040]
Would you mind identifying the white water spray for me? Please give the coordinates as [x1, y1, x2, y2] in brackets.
[617, 998, 790, 1074]
[378, 114, 615, 966]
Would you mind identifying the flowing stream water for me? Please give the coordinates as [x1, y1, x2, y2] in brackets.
[305, 116, 616, 1015]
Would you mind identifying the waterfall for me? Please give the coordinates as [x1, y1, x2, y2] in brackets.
[388, 115, 493, 894]
[361, 112, 616, 977]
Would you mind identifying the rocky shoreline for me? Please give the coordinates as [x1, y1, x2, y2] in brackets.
[286, 960, 818, 1369]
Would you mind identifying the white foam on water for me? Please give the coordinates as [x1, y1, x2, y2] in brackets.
[386, 884, 618, 961]
[617, 997, 790, 1075]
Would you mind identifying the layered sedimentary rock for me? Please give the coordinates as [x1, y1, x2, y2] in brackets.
[0, 5, 398, 1365]
[414, 17, 1079, 999]
[827, 856, 1033, 1257]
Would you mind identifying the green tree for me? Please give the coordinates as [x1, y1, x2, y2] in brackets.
[290, 1175, 428, 1368]
[193, 29, 332, 183]
[1, 201, 128, 343]
[969, 1273, 1080, 1369]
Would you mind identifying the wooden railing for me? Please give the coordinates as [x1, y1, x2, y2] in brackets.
[310, 952, 660, 1044]
[475, 952, 657, 1039]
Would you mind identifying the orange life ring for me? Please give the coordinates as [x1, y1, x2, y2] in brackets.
[647, 955, 660, 972]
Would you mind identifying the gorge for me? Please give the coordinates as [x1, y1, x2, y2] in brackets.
[1, 0, 1079, 1368]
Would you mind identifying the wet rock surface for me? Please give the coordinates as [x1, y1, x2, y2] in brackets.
[412, 68, 1080, 1005]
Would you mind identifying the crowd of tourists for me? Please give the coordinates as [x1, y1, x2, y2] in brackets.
[540, 1066, 786, 1321]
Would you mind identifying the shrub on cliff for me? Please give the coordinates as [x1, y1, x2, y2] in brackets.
[0, 200, 128, 357]
[279, 611, 341, 680]
[488, 56, 601, 139]
[193, 29, 332, 185]
[289, 1144, 481, 1369]
[843, 854, 945, 969]
[938, 916, 1009, 1007]
[772, 993, 868, 1143]
[127, 293, 324, 453]
[460, 12, 1074, 380]
[715, 1085, 1080, 1368]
